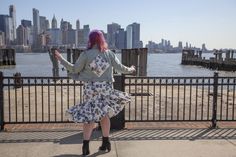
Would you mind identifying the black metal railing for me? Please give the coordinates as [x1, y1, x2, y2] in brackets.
[124, 73, 236, 126]
[0, 72, 235, 130]
[1, 75, 83, 126]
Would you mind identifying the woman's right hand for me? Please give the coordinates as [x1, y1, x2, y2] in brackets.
[54, 50, 62, 61]
[129, 65, 136, 75]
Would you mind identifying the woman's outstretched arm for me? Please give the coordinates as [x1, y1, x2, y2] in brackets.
[54, 49, 87, 73]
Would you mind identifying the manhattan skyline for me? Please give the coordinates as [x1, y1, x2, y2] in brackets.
[0, 0, 235, 50]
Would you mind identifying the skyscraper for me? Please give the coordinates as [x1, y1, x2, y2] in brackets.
[33, 8, 40, 48]
[9, 5, 16, 41]
[0, 15, 7, 44]
[21, 19, 32, 27]
[107, 23, 120, 48]
[25, 26, 33, 46]
[0, 15, 5, 32]
[68, 23, 72, 30]
[60, 19, 66, 30]
[76, 19, 80, 30]
[33, 8, 40, 34]
[16, 25, 28, 45]
[60, 19, 74, 46]
[67, 29, 77, 48]
[83, 25, 90, 44]
[161, 39, 165, 48]
[47, 28, 62, 45]
[131, 22, 140, 48]
[51, 15, 57, 29]
[115, 28, 126, 49]
[178, 41, 183, 49]
[20, 20, 33, 46]
[126, 25, 132, 49]
[0, 15, 13, 45]
[202, 43, 207, 52]
[45, 20, 50, 30]
[77, 29, 84, 47]
[185, 42, 189, 49]
[0, 31, 5, 47]
[126, 23, 142, 49]
[40, 16, 47, 33]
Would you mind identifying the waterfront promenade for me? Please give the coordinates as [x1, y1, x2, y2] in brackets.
[0, 122, 236, 157]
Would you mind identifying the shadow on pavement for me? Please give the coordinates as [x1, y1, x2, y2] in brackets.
[111, 128, 236, 141]
[0, 128, 235, 144]
[54, 151, 108, 157]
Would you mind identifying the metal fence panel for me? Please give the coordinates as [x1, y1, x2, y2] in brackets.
[3, 76, 83, 123]
[124, 76, 236, 122]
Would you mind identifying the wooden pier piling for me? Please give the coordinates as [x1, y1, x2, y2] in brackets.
[67, 48, 84, 64]
[0, 48, 16, 66]
[48, 48, 59, 80]
[121, 48, 148, 76]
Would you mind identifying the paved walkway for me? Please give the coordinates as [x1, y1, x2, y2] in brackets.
[0, 123, 236, 157]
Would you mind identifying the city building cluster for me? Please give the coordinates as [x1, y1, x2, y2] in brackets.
[146, 39, 208, 53]
[0, 5, 213, 53]
[0, 5, 143, 52]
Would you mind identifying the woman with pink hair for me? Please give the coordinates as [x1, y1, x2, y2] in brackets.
[55, 30, 135, 155]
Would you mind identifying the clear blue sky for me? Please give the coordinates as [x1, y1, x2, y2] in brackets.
[1, 0, 236, 49]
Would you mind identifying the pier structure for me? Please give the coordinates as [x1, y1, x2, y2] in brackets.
[48, 48, 59, 80]
[121, 48, 147, 76]
[0, 48, 16, 66]
[67, 48, 84, 64]
[181, 49, 236, 71]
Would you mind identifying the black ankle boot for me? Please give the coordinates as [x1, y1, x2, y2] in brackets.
[99, 136, 111, 152]
[82, 140, 90, 155]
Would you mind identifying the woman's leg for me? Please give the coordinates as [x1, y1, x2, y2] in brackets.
[100, 115, 110, 137]
[99, 115, 111, 151]
[82, 123, 94, 155]
[83, 122, 95, 140]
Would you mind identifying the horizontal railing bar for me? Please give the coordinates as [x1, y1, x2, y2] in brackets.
[4, 121, 74, 124]
[3, 83, 83, 86]
[125, 76, 236, 79]
[3, 76, 236, 80]
[3, 83, 234, 87]
[3, 77, 71, 79]
[125, 120, 213, 122]
[7, 120, 236, 123]
[3, 83, 234, 86]
[125, 83, 215, 86]
[124, 83, 235, 86]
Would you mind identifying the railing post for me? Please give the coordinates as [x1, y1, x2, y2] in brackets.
[0, 72, 4, 131]
[211, 72, 218, 128]
[110, 74, 125, 130]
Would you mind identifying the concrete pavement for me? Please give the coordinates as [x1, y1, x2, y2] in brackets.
[0, 126, 236, 157]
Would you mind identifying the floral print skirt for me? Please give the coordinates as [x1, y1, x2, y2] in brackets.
[66, 81, 131, 123]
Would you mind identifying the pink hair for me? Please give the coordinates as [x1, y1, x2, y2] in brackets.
[87, 30, 108, 52]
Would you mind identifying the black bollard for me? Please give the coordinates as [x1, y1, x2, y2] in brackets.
[13, 72, 22, 88]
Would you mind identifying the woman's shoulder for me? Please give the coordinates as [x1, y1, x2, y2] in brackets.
[83, 49, 96, 55]
[105, 49, 115, 56]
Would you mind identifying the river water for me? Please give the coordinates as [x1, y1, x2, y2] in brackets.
[0, 52, 235, 77]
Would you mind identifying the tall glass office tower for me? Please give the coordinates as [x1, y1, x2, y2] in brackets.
[9, 5, 16, 40]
